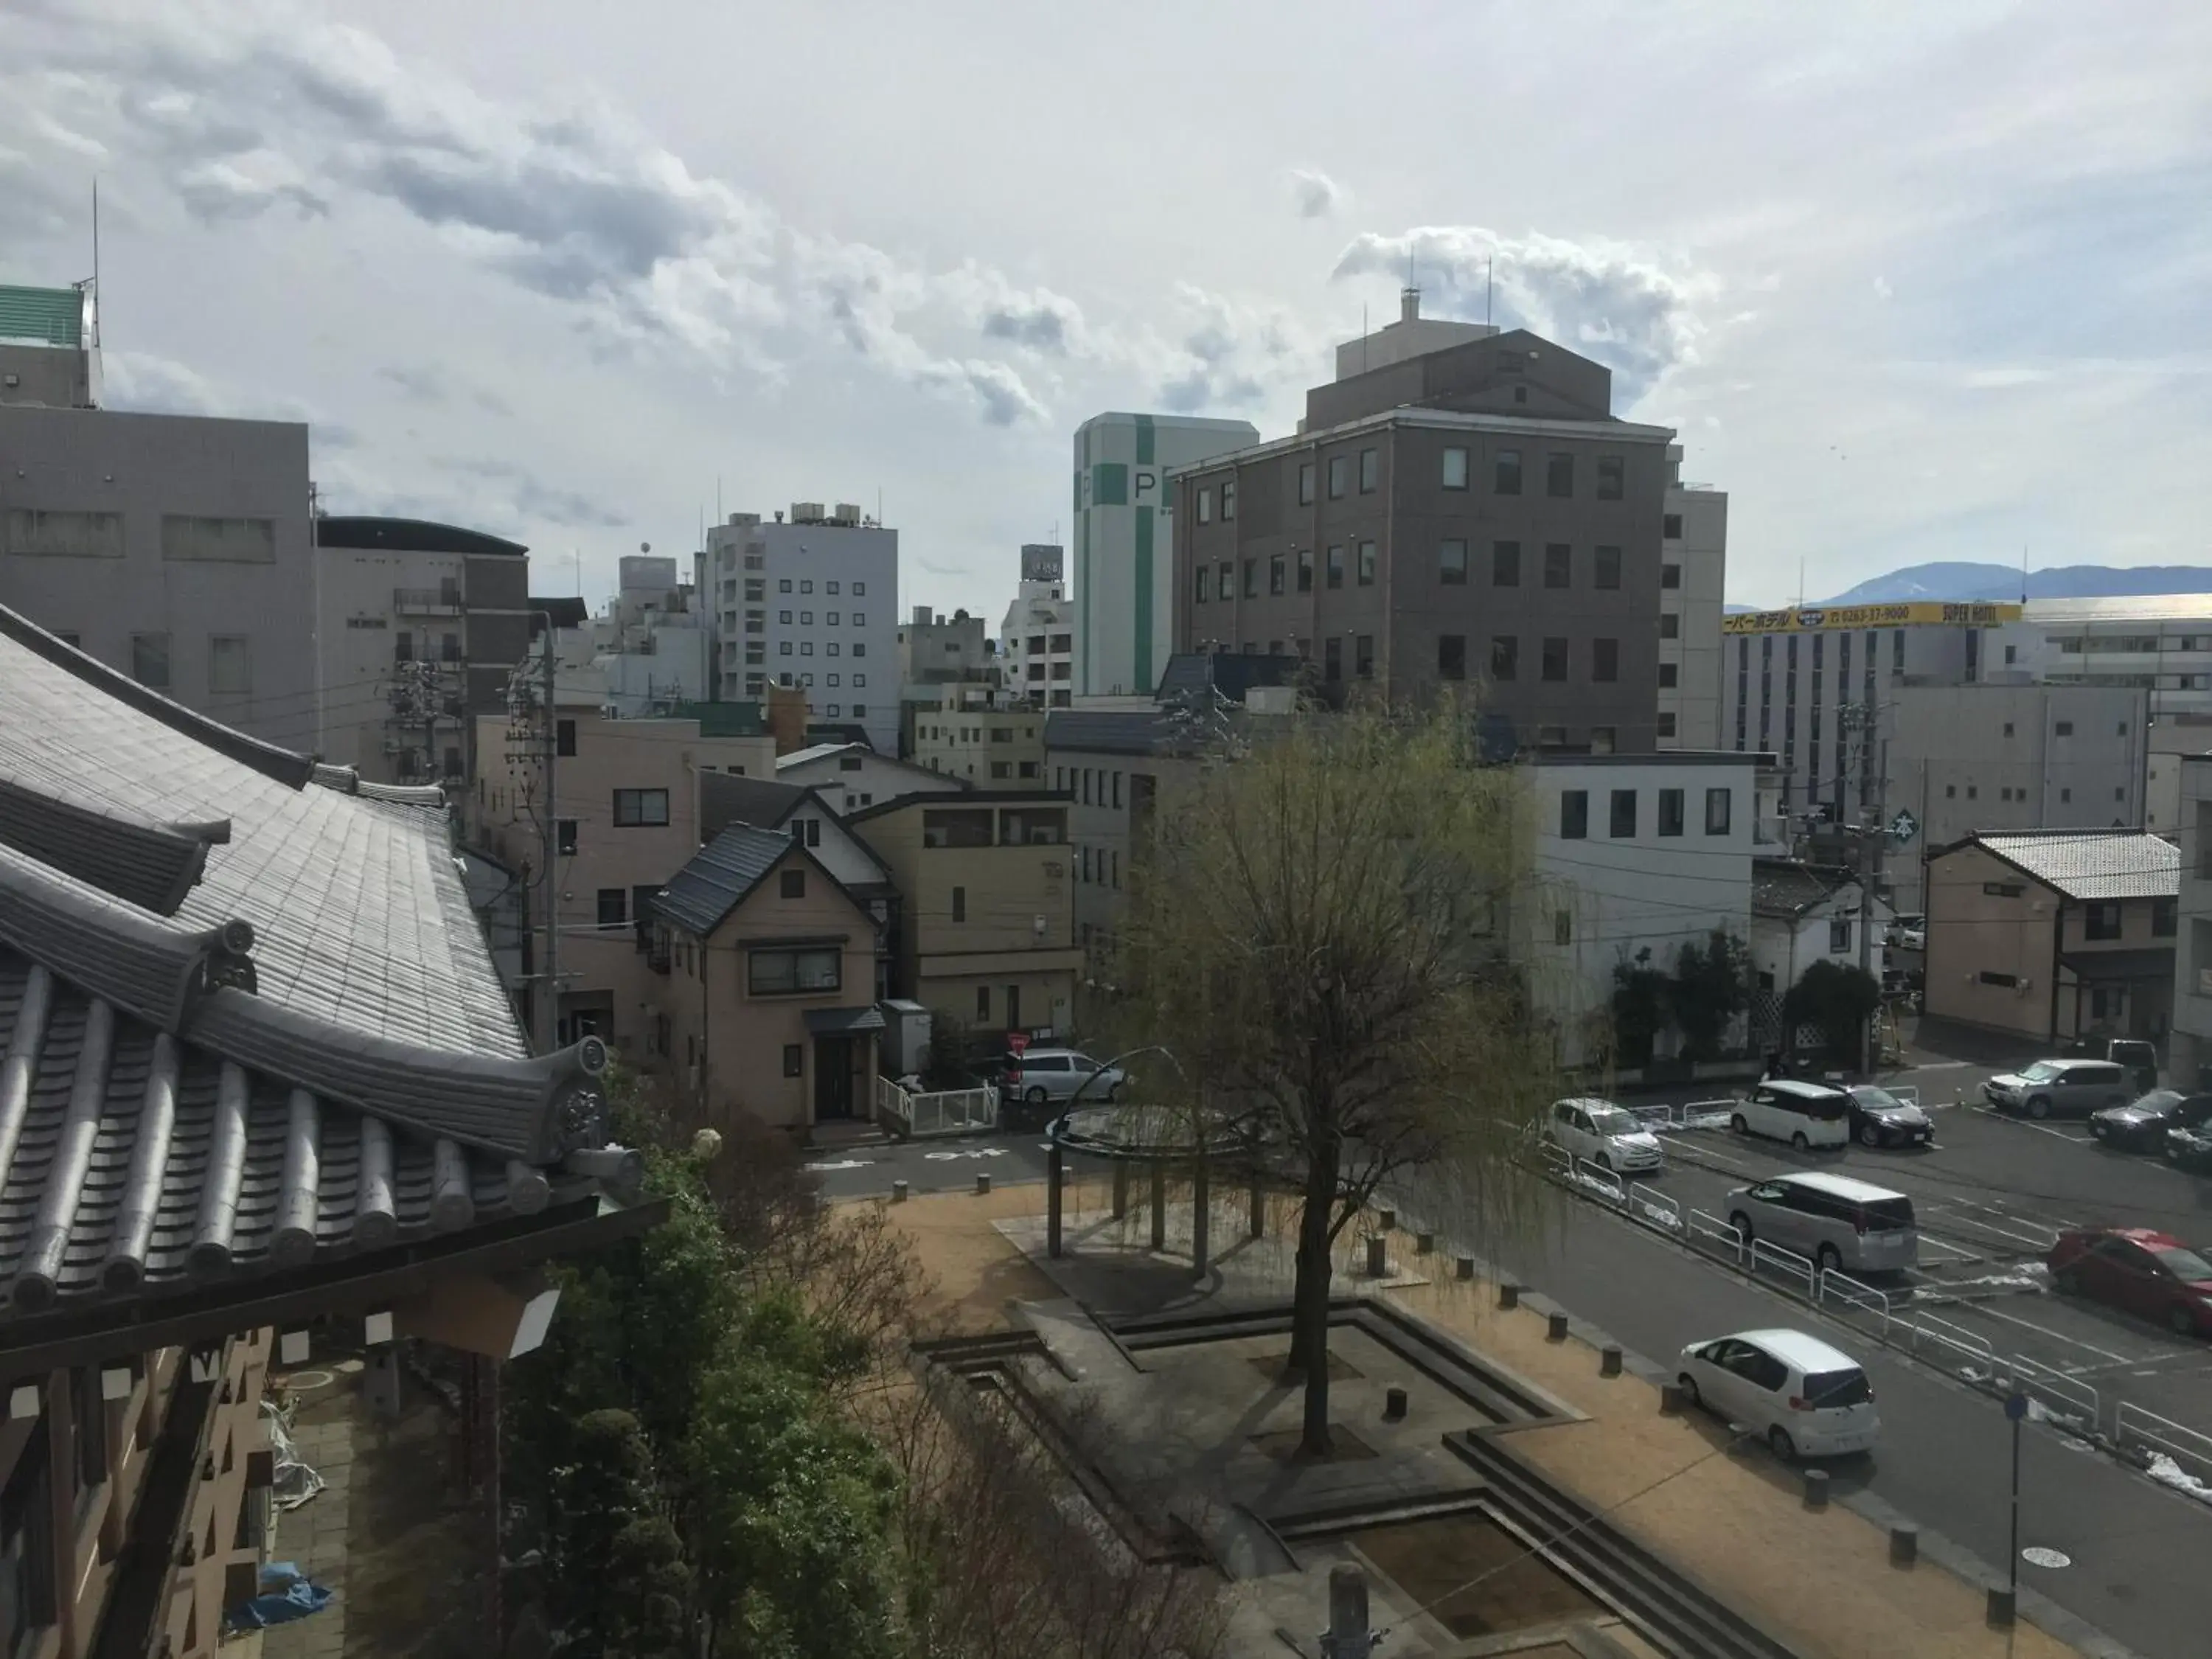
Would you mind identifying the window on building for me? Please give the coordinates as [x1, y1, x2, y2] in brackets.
[1326, 546, 1344, 589]
[612, 789, 670, 827]
[1358, 448, 1378, 493]
[1603, 788, 1634, 838]
[2084, 900, 2123, 940]
[1490, 636, 1518, 681]
[1560, 790, 1588, 839]
[975, 985, 991, 1023]
[1592, 638, 1618, 682]
[780, 578, 793, 592]
[1704, 787, 1732, 835]
[800, 580, 813, 594]
[1327, 456, 1348, 499]
[1192, 564, 1208, 604]
[1269, 555, 1285, 595]
[1441, 447, 1469, 490]
[160, 515, 276, 563]
[1660, 563, 1682, 591]
[779, 610, 793, 625]
[1357, 541, 1377, 585]
[394, 630, 414, 663]
[557, 818, 579, 855]
[1492, 541, 1520, 587]
[1495, 449, 1522, 495]
[1660, 613, 1680, 640]
[1438, 635, 1466, 681]
[1196, 487, 1211, 525]
[1596, 456, 1624, 500]
[951, 885, 967, 922]
[1296, 546, 1313, 592]
[1663, 513, 1683, 540]
[2056, 720, 2073, 736]
[596, 888, 627, 928]
[1543, 543, 1571, 589]
[990, 760, 1012, 779]
[1217, 559, 1234, 598]
[1221, 480, 1237, 519]
[782, 1044, 804, 1077]
[1554, 909, 1573, 946]
[1593, 545, 1621, 591]
[1439, 540, 1468, 585]
[1658, 662, 1678, 689]
[208, 634, 252, 694]
[1829, 917, 1854, 953]
[130, 632, 170, 689]
[1979, 970, 2020, 988]
[749, 947, 840, 995]
[1354, 635, 1374, 680]
[1658, 711, 1676, 738]
[1541, 637, 1568, 681]
[779, 868, 806, 900]
[1298, 462, 1315, 505]
[1243, 559, 1258, 599]
[1324, 637, 1342, 682]
[2154, 897, 2178, 936]
[1546, 453, 1574, 498]
[557, 719, 577, 757]
[1658, 787, 1685, 836]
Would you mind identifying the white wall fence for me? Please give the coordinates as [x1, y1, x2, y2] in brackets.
[873, 1075, 998, 1138]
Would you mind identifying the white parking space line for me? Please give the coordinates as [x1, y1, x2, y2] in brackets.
[1912, 1233, 1985, 1265]
[1966, 1303, 2145, 1366]
[2072, 1349, 2212, 1380]
[1918, 1202, 2065, 1253]
[1967, 1105, 2094, 1144]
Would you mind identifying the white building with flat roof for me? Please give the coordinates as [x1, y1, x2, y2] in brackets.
[1073, 411, 1257, 696]
[1992, 594, 2212, 723]
[704, 504, 899, 752]
[1660, 446, 1727, 751]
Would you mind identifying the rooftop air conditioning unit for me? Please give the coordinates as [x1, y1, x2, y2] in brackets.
[792, 501, 826, 524]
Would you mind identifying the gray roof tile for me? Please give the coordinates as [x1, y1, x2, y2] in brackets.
[653, 824, 794, 936]
[1972, 831, 2179, 901]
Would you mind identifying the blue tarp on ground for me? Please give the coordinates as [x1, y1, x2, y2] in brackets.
[226, 1561, 335, 1630]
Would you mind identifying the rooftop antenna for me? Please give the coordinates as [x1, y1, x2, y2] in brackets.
[1361, 302, 1368, 374]
[716, 473, 722, 524]
[1797, 557, 1806, 608]
[1486, 255, 1494, 327]
[573, 548, 582, 597]
[90, 176, 100, 341]
[2020, 541, 2030, 605]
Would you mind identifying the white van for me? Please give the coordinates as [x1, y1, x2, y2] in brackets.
[1731, 1079, 1851, 1150]
[1725, 1172, 1920, 1274]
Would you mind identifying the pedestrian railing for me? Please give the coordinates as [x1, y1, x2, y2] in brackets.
[1571, 1158, 1625, 1203]
[2000, 1354, 2101, 1436]
[1818, 1268, 1891, 1336]
[1628, 1104, 1678, 1130]
[1750, 1239, 1817, 1300]
[1627, 1181, 1680, 1232]
[1687, 1208, 1744, 1259]
[2115, 1402, 2212, 1487]
[1892, 1310, 1995, 1371]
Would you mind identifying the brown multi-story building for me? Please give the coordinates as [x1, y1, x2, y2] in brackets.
[1172, 298, 1676, 753]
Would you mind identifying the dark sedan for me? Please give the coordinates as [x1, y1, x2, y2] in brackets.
[2090, 1091, 2212, 1154]
[1846, 1085, 1933, 1149]
[2168, 1116, 2212, 1172]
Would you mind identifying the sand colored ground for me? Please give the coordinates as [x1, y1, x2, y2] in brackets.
[866, 1183, 2090, 1659]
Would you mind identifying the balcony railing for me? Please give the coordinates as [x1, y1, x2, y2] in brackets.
[394, 586, 463, 615]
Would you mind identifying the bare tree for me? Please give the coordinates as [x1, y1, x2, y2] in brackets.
[1112, 699, 1557, 1455]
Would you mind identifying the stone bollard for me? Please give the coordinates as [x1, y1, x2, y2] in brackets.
[1416, 1231, 1436, 1255]
[1890, 1525, 1919, 1568]
[891, 1180, 908, 1203]
[1455, 1256, 1475, 1281]
[1547, 1312, 1569, 1342]
[1601, 1345, 1623, 1377]
[1659, 1383, 1686, 1415]
[1365, 1235, 1388, 1278]
[1498, 1283, 1520, 1310]
[1986, 1587, 2016, 1629]
[975, 1173, 992, 1196]
[1383, 1386, 1408, 1422]
[1377, 1208, 1397, 1233]
[1802, 1468, 1829, 1510]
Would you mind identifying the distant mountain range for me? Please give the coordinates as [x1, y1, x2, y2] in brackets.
[1728, 562, 2212, 613]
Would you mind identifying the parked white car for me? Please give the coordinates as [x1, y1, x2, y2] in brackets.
[1730, 1078, 1851, 1150]
[1677, 1327, 1880, 1461]
[1540, 1097, 1664, 1176]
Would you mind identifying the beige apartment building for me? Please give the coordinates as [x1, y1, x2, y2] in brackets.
[911, 687, 1048, 788]
[847, 791, 1082, 1042]
[1924, 830, 2177, 1046]
[651, 824, 883, 1133]
[473, 707, 776, 1048]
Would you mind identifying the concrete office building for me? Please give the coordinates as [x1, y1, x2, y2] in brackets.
[1992, 595, 2212, 723]
[1661, 447, 1728, 750]
[1074, 412, 1257, 696]
[1174, 293, 1677, 752]
[703, 503, 899, 751]
[312, 515, 531, 785]
[2169, 758, 2212, 1087]
[0, 282, 319, 748]
[1882, 683, 2150, 914]
[597, 553, 713, 715]
[1724, 602, 2023, 815]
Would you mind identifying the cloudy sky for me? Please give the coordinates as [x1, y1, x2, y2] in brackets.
[6, 1, 2209, 614]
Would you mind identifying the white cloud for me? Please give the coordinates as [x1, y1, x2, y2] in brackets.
[1287, 167, 1345, 220]
[1872, 274, 1894, 300]
[1334, 226, 1719, 404]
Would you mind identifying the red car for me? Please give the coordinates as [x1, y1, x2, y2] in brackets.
[2046, 1227, 2212, 1338]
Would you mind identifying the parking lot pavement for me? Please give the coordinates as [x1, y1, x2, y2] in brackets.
[804, 1127, 1053, 1201]
[1621, 1074, 2212, 1460]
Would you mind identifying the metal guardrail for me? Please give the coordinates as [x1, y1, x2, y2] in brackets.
[2116, 1401, 2212, 1486]
[873, 1077, 997, 1138]
[1627, 1181, 1680, 1232]
[1818, 1268, 1891, 1336]
[2002, 1354, 2101, 1433]
[1572, 1158, 1626, 1203]
[1750, 1239, 1817, 1299]
[1892, 1310, 1995, 1371]
[1688, 1208, 1743, 1258]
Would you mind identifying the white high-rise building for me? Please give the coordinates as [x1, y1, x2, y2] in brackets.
[1000, 543, 1075, 707]
[1072, 411, 1257, 696]
[704, 503, 899, 752]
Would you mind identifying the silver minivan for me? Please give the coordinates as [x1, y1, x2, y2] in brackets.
[1725, 1172, 1919, 1274]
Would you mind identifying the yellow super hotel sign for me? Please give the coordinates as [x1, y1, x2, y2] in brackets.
[1722, 601, 2023, 636]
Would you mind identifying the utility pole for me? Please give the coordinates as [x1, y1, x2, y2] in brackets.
[537, 618, 560, 1054]
[1844, 700, 1889, 1074]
